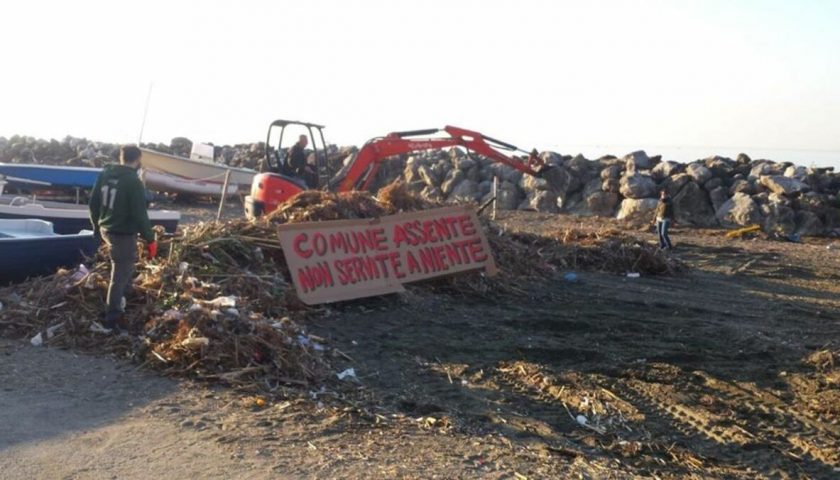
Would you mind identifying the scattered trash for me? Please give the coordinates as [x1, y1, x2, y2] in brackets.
[563, 272, 579, 282]
[202, 295, 237, 308]
[626, 272, 640, 278]
[180, 336, 210, 349]
[162, 309, 184, 321]
[337, 368, 357, 381]
[576, 414, 589, 426]
[30, 323, 65, 346]
[89, 322, 112, 334]
[69, 264, 90, 283]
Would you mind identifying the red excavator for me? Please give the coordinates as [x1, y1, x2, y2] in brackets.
[245, 120, 549, 218]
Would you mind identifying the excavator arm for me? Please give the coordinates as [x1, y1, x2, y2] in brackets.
[334, 126, 547, 192]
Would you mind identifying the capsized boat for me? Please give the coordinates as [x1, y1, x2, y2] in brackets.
[138, 148, 256, 196]
[0, 194, 180, 235]
[0, 219, 97, 284]
[0, 163, 101, 189]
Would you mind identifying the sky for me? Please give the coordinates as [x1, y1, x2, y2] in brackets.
[1, 0, 838, 166]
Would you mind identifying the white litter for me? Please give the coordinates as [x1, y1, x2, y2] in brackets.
[69, 264, 90, 283]
[337, 368, 357, 381]
[31, 323, 65, 346]
[89, 322, 112, 334]
[626, 272, 641, 278]
[202, 295, 237, 308]
[163, 309, 184, 321]
[576, 414, 589, 426]
[178, 261, 190, 274]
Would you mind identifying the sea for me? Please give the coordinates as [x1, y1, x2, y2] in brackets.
[546, 145, 840, 171]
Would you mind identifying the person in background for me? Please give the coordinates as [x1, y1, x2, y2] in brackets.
[288, 134, 317, 187]
[655, 189, 674, 250]
[288, 135, 309, 178]
[89, 145, 157, 331]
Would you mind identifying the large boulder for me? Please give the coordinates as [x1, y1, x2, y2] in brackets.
[453, 155, 476, 171]
[663, 173, 692, 196]
[650, 160, 681, 180]
[464, 165, 481, 183]
[585, 191, 620, 216]
[709, 186, 730, 213]
[600, 164, 622, 180]
[619, 172, 657, 199]
[685, 163, 713, 185]
[761, 203, 796, 236]
[795, 210, 824, 236]
[729, 178, 756, 195]
[449, 179, 480, 202]
[784, 165, 809, 179]
[624, 151, 652, 172]
[541, 167, 582, 194]
[616, 198, 659, 223]
[519, 174, 550, 192]
[518, 190, 558, 213]
[703, 177, 724, 192]
[716, 192, 763, 227]
[601, 177, 620, 194]
[759, 175, 808, 196]
[672, 181, 717, 227]
[704, 156, 735, 177]
[440, 169, 465, 195]
[496, 181, 523, 210]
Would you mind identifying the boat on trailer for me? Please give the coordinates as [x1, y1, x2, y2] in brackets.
[0, 219, 98, 284]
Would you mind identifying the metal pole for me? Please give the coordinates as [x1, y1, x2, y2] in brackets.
[216, 170, 232, 222]
[492, 176, 498, 220]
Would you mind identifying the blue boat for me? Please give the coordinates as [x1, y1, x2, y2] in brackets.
[0, 219, 98, 284]
[0, 163, 102, 189]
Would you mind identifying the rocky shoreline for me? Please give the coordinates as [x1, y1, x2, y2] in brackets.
[2, 134, 838, 236]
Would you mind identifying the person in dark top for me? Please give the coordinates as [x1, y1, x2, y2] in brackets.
[287, 134, 318, 188]
[288, 135, 308, 177]
[654, 189, 674, 250]
[89, 145, 157, 331]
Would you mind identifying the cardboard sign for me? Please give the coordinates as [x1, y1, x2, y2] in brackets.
[277, 206, 497, 304]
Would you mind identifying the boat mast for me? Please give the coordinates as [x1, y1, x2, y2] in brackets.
[137, 82, 154, 145]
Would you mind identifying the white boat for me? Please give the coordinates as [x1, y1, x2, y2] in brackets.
[140, 169, 240, 197]
[138, 147, 256, 196]
[0, 193, 180, 235]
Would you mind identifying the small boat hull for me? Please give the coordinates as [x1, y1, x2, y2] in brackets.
[138, 148, 256, 193]
[0, 219, 98, 284]
[0, 196, 180, 235]
[0, 163, 101, 189]
[141, 169, 240, 197]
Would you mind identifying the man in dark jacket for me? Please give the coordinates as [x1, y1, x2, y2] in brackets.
[288, 134, 308, 177]
[89, 146, 157, 330]
[287, 135, 317, 187]
[654, 190, 674, 250]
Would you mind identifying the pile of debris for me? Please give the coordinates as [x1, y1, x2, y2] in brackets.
[0, 184, 681, 391]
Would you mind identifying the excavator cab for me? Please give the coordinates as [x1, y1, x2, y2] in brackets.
[245, 119, 332, 219]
